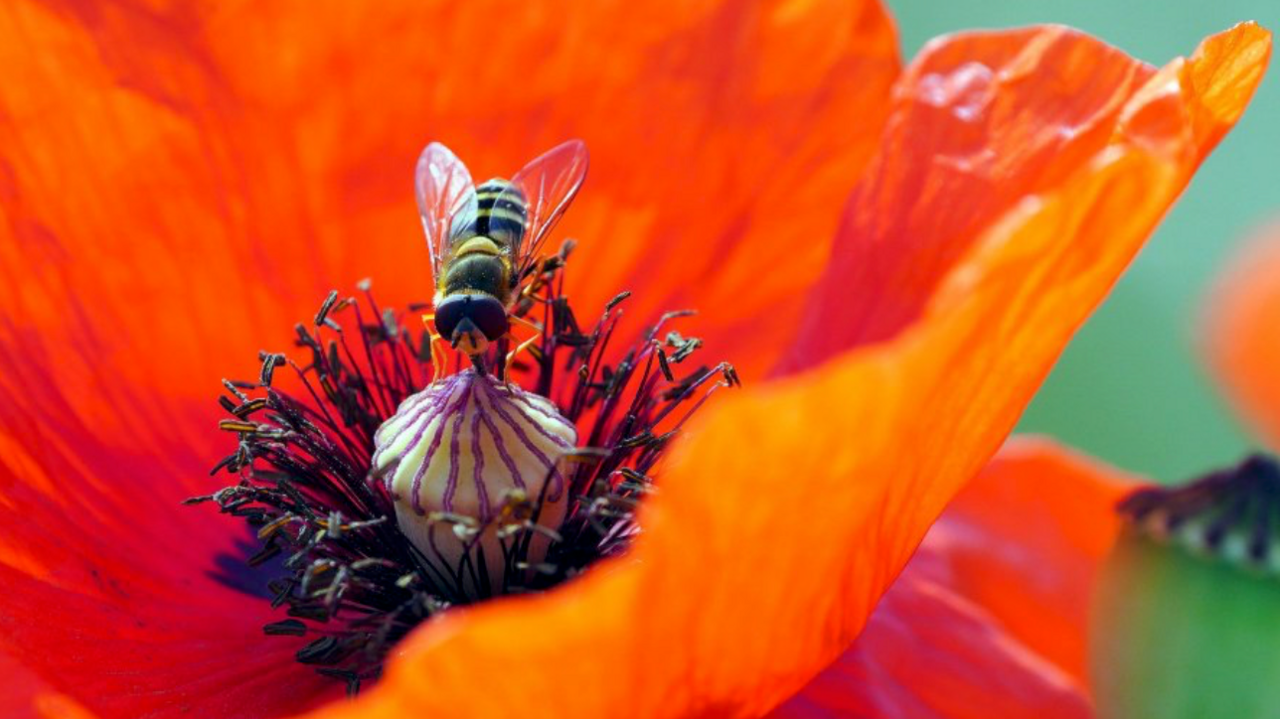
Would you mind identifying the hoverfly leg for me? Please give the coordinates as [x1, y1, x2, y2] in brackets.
[504, 313, 544, 374]
[509, 314, 544, 334]
[505, 331, 541, 368]
[519, 255, 549, 300]
[422, 314, 447, 384]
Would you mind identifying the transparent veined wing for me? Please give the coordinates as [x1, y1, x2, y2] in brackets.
[414, 142, 477, 283]
[501, 139, 589, 284]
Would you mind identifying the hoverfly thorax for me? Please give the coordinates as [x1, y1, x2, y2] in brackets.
[416, 141, 588, 373]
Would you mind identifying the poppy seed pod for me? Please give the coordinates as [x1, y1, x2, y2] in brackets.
[372, 371, 577, 598]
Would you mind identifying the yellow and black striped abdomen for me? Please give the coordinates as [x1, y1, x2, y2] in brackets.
[452, 178, 528, 250]
[440, 179, 528, 305]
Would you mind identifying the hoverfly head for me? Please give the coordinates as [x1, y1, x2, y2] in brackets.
[434, 294, 510, 356]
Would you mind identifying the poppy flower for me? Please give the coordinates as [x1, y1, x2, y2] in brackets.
[0, 2, 1270, 718]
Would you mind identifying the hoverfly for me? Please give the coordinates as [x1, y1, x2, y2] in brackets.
[416, 140, 588, 378]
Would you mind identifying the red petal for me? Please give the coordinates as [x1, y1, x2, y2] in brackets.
[771, 439, 1132, 719]
[769, 570, 1092, 719]
[0, 380, 337, 716]
[933, 438, 1131, 681]
[0, 0, 902, 403]
[780, 23, 1271, 372]
[0, 651, 44, 719]
[204, 0, 902, 380]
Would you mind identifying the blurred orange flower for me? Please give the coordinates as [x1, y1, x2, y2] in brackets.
[0, 1, 1269, 718]
[1205, 222, 1280, 450]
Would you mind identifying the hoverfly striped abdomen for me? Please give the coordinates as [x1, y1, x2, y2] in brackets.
[449, 179, 528, 249]
[473, 179, 528, 248]
[441, 179, 529, 303]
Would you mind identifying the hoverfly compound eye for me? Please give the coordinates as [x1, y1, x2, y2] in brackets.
[468, 295, 510, 341]
[433, 295, 510, 343]
[432, 295, 465, 340]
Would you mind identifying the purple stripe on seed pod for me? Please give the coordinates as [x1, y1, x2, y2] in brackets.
[377, 379, 456, 452]
[372, 383, 452, 472]
[469, 403, 489, 522]
[507, 389, 577, 438]
[441, 386, 471, 516]
[482, 380, 574, 451]
[473, 388, 526, 490]
[379, 392, 450, 494]
[410, 380, 472, 515]
[481, 386, 566, 501]
[374, 386, 432, 440]
[483, 386, 559, 470]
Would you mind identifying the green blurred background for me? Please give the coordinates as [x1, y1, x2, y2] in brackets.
[888, 0, 1279, 483]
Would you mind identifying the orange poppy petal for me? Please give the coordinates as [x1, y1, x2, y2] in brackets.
[769, 567, 1091, 719]
[770, 438, 1132, 719]
[204, 0, 901, 380]
[302, 24, 1270, 719]
[930, 437, 1132, 682]
[0, 0, 325, 422]
[1202, 221, 1280, 449]
[0, 379, 338, 716]
[780, 22, 1272, 370]
[0, 0, 901, 415]
[0, 8, 342, 708]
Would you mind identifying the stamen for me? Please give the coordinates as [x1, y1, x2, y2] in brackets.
[191, 245, 738, 686]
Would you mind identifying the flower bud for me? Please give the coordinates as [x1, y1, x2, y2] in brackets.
[1092, 455, 1280, 719]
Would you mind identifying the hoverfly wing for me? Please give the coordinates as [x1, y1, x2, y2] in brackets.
[502, 139, 588, 283]
[414, 142, 478, 281]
